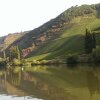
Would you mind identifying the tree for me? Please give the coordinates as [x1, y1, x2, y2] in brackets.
[92, 46, 100, 63]
[67, 54, 78, 64]
[85, 28, 96, 53]
[3, 50, 6, 60]
[16, 46, 20, 60]
[92, 32, 96, 48]
[9, 46, 20, 61]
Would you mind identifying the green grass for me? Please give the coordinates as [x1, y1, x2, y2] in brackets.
[28, 16, 100, 60]
[27, 53, 50, 61]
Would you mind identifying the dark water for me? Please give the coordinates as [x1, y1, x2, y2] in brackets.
[0, 64, 100, 100]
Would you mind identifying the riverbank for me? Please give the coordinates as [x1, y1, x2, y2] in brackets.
[0, 53, 100, 67]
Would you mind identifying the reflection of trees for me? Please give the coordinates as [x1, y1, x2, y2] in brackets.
[0, 70, 7, 93]
[8, 67, 21, 86]
[0, 67, 74, 100]
[1, 65, 100, 100]
[86, 69, 100, 96]
[0, 67, 80, 99]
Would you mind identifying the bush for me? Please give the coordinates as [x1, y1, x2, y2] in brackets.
[12, 58, 21, 66]
[92, 46, 100, 63]
[21, 59, 28, 66]
[66, 54, 78, 64]
[31, 60, 41, 65]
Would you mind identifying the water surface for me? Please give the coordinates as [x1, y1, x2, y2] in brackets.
[0, 64, 100, 100]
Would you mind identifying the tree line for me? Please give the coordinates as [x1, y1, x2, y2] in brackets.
[3, 46, 20, 62]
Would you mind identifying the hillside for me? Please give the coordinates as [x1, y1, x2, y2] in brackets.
[0, 31, 29, 52]
[1, 3, 100, 60]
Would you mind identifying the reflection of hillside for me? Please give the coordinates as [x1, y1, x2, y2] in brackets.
[17, 71, 73, 100]
[2, 66, 98, 100]
[5, 68, 71, 100]
[6, 82, 27, 96]
[0, 70, 29, 97]
[86, 69, 100, 96]
[8, 66, 92, 100]
[0, 68, 27, 97]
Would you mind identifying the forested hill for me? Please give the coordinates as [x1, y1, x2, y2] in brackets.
[1, 3, 100, 59]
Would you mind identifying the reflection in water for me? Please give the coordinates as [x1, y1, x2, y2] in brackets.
[8, 67, 21, 86]
[0, 65, 100, 100]
[87, 68, 100, 96]
[0, 70, 6, 93]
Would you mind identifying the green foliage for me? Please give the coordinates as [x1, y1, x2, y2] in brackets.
[16, 46, 20, 60]
[12, 58, 21, 66]
[57, 4, 95, 23]
[85, 28, 96, 53]
[66, 54, 78, 64]
[3, 50, 6, 60]
[31, 59, 63, 65]
[92, 46, 100, 63]
[21, 59, 26, 65]
[9, 46, 20, 61]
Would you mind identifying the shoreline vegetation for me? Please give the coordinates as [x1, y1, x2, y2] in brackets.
[0, 50, 100, 67]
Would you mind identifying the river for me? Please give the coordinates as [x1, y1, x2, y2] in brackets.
[0, 64, 100, 100]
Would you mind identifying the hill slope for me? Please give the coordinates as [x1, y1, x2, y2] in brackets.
[1, 3, 100, 60]
[0, 32, 29, 51]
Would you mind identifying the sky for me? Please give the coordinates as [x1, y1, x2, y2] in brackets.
[0, 0, 100, 36]
[0, 95, 40, 100]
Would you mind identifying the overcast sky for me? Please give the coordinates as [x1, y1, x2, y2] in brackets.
[0, 0, 100, 36]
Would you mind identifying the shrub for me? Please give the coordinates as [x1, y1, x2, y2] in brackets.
[92, 46, 100, 63]
[12, 58, 21, 66]
[66, 54, 78, 64]
[21, 59, 27, 66]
